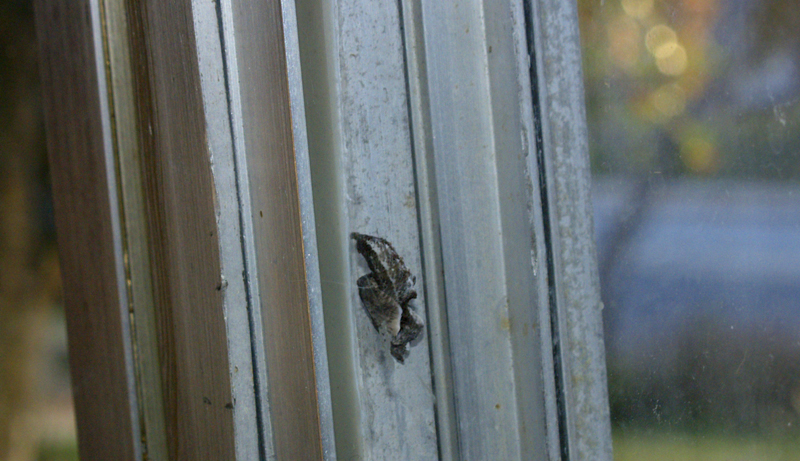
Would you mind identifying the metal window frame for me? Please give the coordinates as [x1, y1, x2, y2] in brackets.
[526, 0, 613, 458]
[35, 0, 610, 459]
[36, 0, 333, 459]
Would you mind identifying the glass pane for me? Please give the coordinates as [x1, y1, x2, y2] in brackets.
[579, 0, 800, 459]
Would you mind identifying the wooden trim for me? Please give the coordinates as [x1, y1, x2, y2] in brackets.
[125, 2, 237, 459]
[34, 1, 138, 459]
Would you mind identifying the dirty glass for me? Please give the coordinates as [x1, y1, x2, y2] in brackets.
[578, 0, 800, 459]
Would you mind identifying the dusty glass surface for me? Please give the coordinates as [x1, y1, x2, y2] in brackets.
[578, 0, 800, 459]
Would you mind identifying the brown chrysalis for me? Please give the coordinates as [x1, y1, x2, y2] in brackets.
[351, 232, 424, 363]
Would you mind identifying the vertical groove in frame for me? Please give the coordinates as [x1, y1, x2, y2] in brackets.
[278, 0, 338, 455]
[395, 0, 459, 459]
[227, 0, 327, 457]
[121, 2, 174, 456]
[527, 0, 612, 456]
[294, 0, 361, 457]
[94, 0, 145, 456]
[256, 6, 324, 455]
[524, 0, 614, 459]
[90, 5, 142, 451]
[100, 0, 170, 457]
[190, 0, 270, 457]
[93, 0, 143, 456]
[523, 0, 571, 459]
[211, 1, 270, 458]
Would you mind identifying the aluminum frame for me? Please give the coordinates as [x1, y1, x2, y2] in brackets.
[36, 0, 610, 458]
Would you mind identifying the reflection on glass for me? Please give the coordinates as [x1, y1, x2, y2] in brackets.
[579, 0, 800, 459]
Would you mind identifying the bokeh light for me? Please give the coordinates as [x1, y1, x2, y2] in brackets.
[650, 83, 686, 119]
[645, 25, 677, 55]
[656, 43, 688, 75]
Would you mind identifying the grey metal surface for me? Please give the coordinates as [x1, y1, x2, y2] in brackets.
[398, 0, 460, 458]
[527, 0, 614, 459]
[297, 0, 439, 459]
[190, 2, 262, 458]
[216, 0, 335, 458]
[215, 2, 276, 457]
[279, 0, 338, 456]
[420, 0, 559, 459]
[336, 0, 438, 458]
[294, 0, 360, 457]
[298, 0, 612, 458]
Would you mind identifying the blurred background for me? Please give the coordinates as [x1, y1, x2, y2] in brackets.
[0, 1, 75, 460]
[578, 0, 800, 459]
[2, 0, 799, 460]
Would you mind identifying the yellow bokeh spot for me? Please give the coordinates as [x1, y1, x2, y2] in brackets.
[656, 43, 688, 76]
[645, 25, 677, 55]
[653, 41, 679, 60]
[651, 83, 686, 119]
[644, 25, 688, 76]
[682, 136, 718, 174]
[621, 0, 654, 19]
